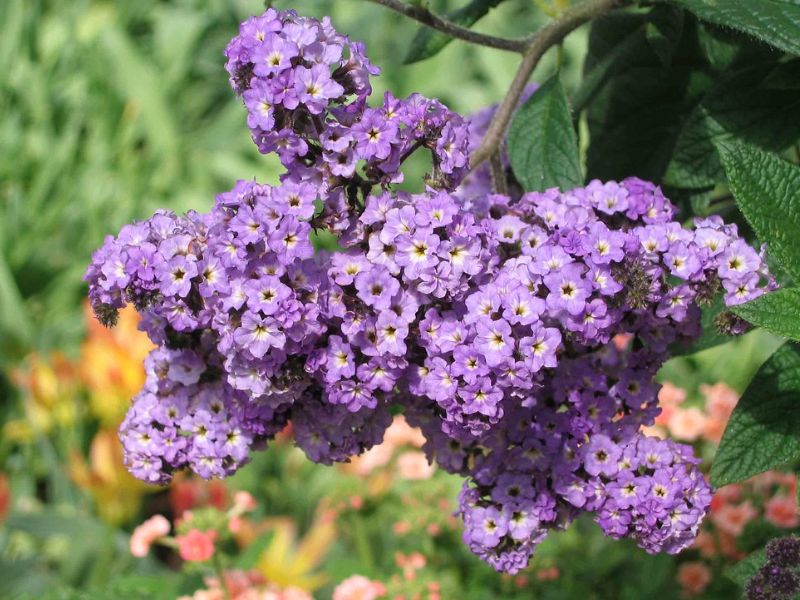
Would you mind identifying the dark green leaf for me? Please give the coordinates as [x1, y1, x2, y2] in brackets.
[719, 144, 800, 281]
[663, 59, 800, 189]
[733, 288, 800, 341]
[726, 549, 767, 587]
[404, 0, 505, 64]
[507, 75, 582, 192]
[665, 0, 800, 56]
[585, 9, 800, 187]
[711, 342, 800, 486]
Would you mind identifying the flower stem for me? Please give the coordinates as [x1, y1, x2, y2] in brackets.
[469, 0, 628, 171]
[363, 0, 526, 53]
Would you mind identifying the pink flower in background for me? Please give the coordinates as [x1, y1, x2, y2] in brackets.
[654, 382, 687, 426]
[667, 407, 707, 441]
[383, 416, 426, 448]
[177, 528, 217, 562]
[765, 495, 800, 529]
[396, 451, 435, 480]
[711, 501, 758, 536]
[677, 562, 711, 597]
[346, 443, 394, 477]
[700, 382, 738, 443]
[332, 575, 386, 600]
[130, 514, 170, 557]
[233, 491, 257, 513]
[691, 530, 716, 558]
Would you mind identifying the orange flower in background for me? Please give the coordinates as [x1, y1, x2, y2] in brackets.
[69, 428, 156, 524]
[80, 303, 154, 425]
[6, 353, 81, 440]
[677, 562, 711, 597]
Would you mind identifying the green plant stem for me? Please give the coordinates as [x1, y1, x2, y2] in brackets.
[363, 0, 525, 52]
[470, 0, 628, 171]
[212, 552, 231, 600]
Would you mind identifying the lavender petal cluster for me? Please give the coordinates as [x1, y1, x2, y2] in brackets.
[225, 7, 471, 233]
[85, 8, 777, 575]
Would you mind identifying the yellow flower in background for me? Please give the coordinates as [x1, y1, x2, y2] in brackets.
[79, 303, 153, 426]
[69, 429, 156, 525]
[255, 511, 337, 591]
[7, 353, 81, 440]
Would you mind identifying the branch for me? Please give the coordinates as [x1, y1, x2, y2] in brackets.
[470, 0, 627, 170]
[364, 0, 526, 53]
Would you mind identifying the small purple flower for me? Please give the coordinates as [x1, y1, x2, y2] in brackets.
[474, 318, 514, 367]
[252, 36, 299, 77]
[233, 311, 285, 358]
[354, 267, 400, 310]
[294, 64, 344, 114]
[519, 324, 561, 372]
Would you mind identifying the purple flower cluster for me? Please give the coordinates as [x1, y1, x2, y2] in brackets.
[224, 7, 470, 233]
[85, 8, 776, 574]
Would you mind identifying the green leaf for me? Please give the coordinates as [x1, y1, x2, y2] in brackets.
[665, 0, 800, 56]
[711, 342, 800, 486]
[507, 75, 582, 192]
[585, 8, 800, 187]
[663, 59, 800, 189]
[404, 0, 505, 64]
[719, 144, 800, 281]
[726, 549, 767, 587]
[733, 288, 800, 341]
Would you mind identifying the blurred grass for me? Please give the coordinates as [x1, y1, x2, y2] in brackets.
[0, 0, 589, 364]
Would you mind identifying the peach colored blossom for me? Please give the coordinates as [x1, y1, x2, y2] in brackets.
[346, 443, 395, 476]
[701, 383, 738, 443]
[396, 451, 436, 480]
[350, 495, 364, 510]
[383, 416, 426, 448]
[280, 588, 314, 600]
[667, 407, 707, 442]
[332, 575, 386, 600]
[228, 516, 244, 534]
[393, 520, 411, 535]
[691, 530, 716, 558]
[233, 491, 257, 513]
[640, 424, 667, 438]
[654, 383, 687, 426]
[177, 528, 217, 562]
[677, 562, 712, 597]
[659, 382, 687, 406]
[710, 484, 742, 511]
[711, 501, 758, 536]
[130, 514, 170, 557]
[613, 333, 633, 350]
[717, 530, 745, 560]
[765, 495, 800, 529]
